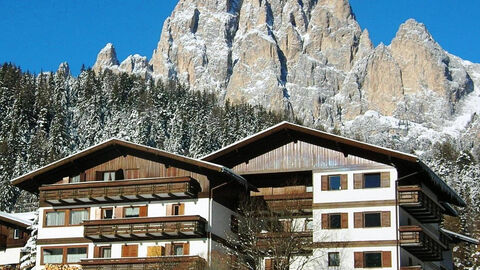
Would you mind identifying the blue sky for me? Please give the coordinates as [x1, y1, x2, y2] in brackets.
[1, 0, 479, 76]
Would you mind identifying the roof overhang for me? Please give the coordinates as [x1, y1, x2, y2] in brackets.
[0, 211, 33, 228]
[202, 121, 466, 207]
[11, 139, 254, 193]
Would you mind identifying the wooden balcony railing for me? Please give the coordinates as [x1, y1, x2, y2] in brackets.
[262, 193, 313, 214]
[398, 186, 443, 223]
[400, 267, 423, 270]
[84, 216, 206, 241]
[399, 225, 446, 261]
[39, 176, 201, 206]
[80, 256, 206, 270]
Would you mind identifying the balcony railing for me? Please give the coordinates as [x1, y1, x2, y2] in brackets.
[398, 186, 443, 223]
[39, 176, 201, 206]
[400, 267, 423, 270]
[84, 216, 206, 241]
[399, 225, 447, 261]
[262, 193, 313, 214]
[80, 256, 206, 270]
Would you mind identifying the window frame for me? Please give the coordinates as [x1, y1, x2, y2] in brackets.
[328, 175, 342, 191]
[363, 212, 382, 228]
[102, 207, 114, 219]
[40, 245, 88, 265]
[103, 171, 116, 181]
[99, 246, 112, 258]
[328, 252, 340, 266]
[173, 243, 184, 256]
[363, 252, 382, 268]
[44, 208, 90, 227]
[124, 206, 141, 218]
[13, 228, 22, 239]
[329, 213, 342, 229]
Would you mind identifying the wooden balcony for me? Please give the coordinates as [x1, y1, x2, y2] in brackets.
[398, 186, 443, 223]
[399, 225, 447, 261]
[400, 267, 423, 270]
[84, 216, 206, 241]
[39, 176, 201, 206]
[262, 193, 313, 214]
[80, 256, 206, 270]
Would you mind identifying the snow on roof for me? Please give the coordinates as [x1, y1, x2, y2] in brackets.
[0, 211, 34, 227]
[441, 228, 479, 245]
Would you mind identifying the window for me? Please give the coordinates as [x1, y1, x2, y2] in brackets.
[173, 244, 184, 255]
[173, 204, 181, 215]
[43, 248, 63, 264]
[305, 219, 314, 231]
[364, 173, 381, 188]
[13, 229, 22, 239]
[70, 174, 81, 183]
[364, 213, 381, 227]
[124, 207, 140, 218]
[328, 252, 340, 266]
[100, 247, 111, 258]
[70, 209, 88, 225]
[364, 252, 382, 267]
[46, 211, 65, 226]
[102, 208, 113, 219]
[103, 171, 116, 181]
[329, 214, 341, 229]
[328, 175, 341, 190]
[67, 247, 87, 263]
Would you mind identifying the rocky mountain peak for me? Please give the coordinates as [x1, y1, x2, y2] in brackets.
[319, 0, 354, 20]
[93, 43, 119, 74]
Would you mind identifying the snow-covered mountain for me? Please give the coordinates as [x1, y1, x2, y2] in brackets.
[92, 0, 480, 159]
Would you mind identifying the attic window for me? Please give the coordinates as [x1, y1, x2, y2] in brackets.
[70, 174, 81, 183]
[103, 171, 116, 181]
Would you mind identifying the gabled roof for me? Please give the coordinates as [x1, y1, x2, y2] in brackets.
[11, 138, 254, 193]
[202, 121, 466, 207]
[0, 211, 34, 228]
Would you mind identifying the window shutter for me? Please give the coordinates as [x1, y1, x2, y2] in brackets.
[94, 246, 100, 258]
[265, 259, 273, 270]
[165, 243, 172, 256]
[115, 207, 123, 219]
[321, 176, 328, 191]
[382, 251, 392, 267]
[341, 213, 348, 228]
[166, 205, 173, 216]
[80, 172, 86, 182]
[381, 172, 390, 187]
[354, 174, 363, 189]
[340, 174, 348, 190]
[382, 211, 391, 227]
[95, 208, 102, 220]
[354, 212, 363, 228]
[179, 204, 185, 215]
[95, 171, 103, 181]
[139, 206, 148, 217]
[354, 252, 364, 268]
[322, 214, 329, 229]
[183, 243, 190, 255]
[147, 246, 164, 257]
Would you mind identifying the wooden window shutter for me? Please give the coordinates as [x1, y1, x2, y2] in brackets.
[321, 214, 329, 229]
[354, 173, 363, 189]
[265, 259, 273, 270]
[95, 208, 102, 220]
[139, 206, 148, 217]
[340, 174, 348, 190]
[166, 205, 173, 216]
[382, 251, 392, 267]
[381, 172, 390, 187]
[94, 246, 100, 258]
[382, 211, 391, 227]
[341, 213, 348, 229]
[321, 175, 328, 191]
[183, 243, 190, 255]
[147, 246, 164, 257]
[95, 171, 103, 181]
[80, 172, 86, 182]
[354, 252, 364, 268]
[354, 212, 363, 228]
[179, 203, 185, 215]
[165, 243, 173, 256]
[115, 207, 123, 219]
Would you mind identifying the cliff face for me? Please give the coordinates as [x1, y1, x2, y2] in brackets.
[92, 0, 478, 139]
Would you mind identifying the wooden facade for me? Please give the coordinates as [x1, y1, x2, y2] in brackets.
[233, 141, 388, 174]
[80, 256, 206, 270]
[0, 224, 29, 250]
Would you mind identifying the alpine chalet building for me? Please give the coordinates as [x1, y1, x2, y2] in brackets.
[9, 122, 478, 269]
